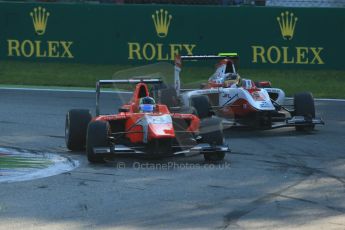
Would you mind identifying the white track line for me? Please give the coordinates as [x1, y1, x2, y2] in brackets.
[1, 87, 344, 101]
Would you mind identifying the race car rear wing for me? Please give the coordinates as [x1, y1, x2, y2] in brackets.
[96, 79, 162, 116]
[174, 53, 239, 96]
[179, 53, 239, 61]
[97, 79, 163, 85]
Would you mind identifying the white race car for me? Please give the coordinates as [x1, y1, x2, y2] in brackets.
[158, 54, 324, 131]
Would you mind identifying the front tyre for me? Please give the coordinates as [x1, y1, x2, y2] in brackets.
[204, 152, 226, 162]
[86, 121, 110, 163]
[65, 109, 92, 151]
[190, 95, 212, 119]
[200, 117, 225, 162]
[294, 92, 315, 131]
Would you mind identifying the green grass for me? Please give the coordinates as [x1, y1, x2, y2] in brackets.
[0, 60, 344, 98]
[183, 68, 345, 98]
[0, 155, 51, 169]
[0, 61, 130, 87]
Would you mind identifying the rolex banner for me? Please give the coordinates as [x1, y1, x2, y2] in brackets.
[0, 3, 344, 69]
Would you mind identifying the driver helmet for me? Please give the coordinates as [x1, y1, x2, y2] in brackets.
[224, 73, 241, 87]
[139, 96, 156, 113]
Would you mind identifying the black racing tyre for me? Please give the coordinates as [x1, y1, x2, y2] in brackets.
[150, 83, 167, 100]
[86, 121, 110, 163]
[294, 92, 315, 131]
[65, 109, 92, 151]
[158, 86, 179, 108]
[177, 106, 197, 115]
[190, 95, 211, 119]
[200, 117, 225, 162]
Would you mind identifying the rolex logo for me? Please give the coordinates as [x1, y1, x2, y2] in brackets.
[152, 9, 172, 38]
[30, 6, 50, 35]
[277, 11, 298, 40]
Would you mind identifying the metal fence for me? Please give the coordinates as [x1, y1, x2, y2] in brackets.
[264, 0, 345, 7]
[1, 0, 344, 7]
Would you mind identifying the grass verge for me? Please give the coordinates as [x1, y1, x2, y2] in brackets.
[0, 61, 344, 98]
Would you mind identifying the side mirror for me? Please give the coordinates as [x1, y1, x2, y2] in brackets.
[119, 108, 130, 113]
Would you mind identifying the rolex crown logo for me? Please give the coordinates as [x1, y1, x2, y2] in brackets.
[152, 9, 172, 38]
[30, 6, 50, 35]
[277, 11, 298, 40]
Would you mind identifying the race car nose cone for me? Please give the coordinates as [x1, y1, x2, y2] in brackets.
[148, 123, 175, 138]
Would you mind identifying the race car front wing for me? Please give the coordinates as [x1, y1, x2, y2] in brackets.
[92, 143, 230, 157]
[271, 115, 324, 129]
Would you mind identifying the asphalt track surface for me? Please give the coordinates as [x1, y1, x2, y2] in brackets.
[0, 88, 344, 230]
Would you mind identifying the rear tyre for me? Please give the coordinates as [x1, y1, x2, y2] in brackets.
[190, 95, 211, 119]
[177, 106, 197, 115]
[200, 118, 225, 162]
[158, 86, 179, 108]
[65, 109, 92, 151]
[86, 121, 110, 163]
[294, 92, 315, 131]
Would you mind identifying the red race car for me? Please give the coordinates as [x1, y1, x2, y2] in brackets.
[65, 79, 229, 163]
